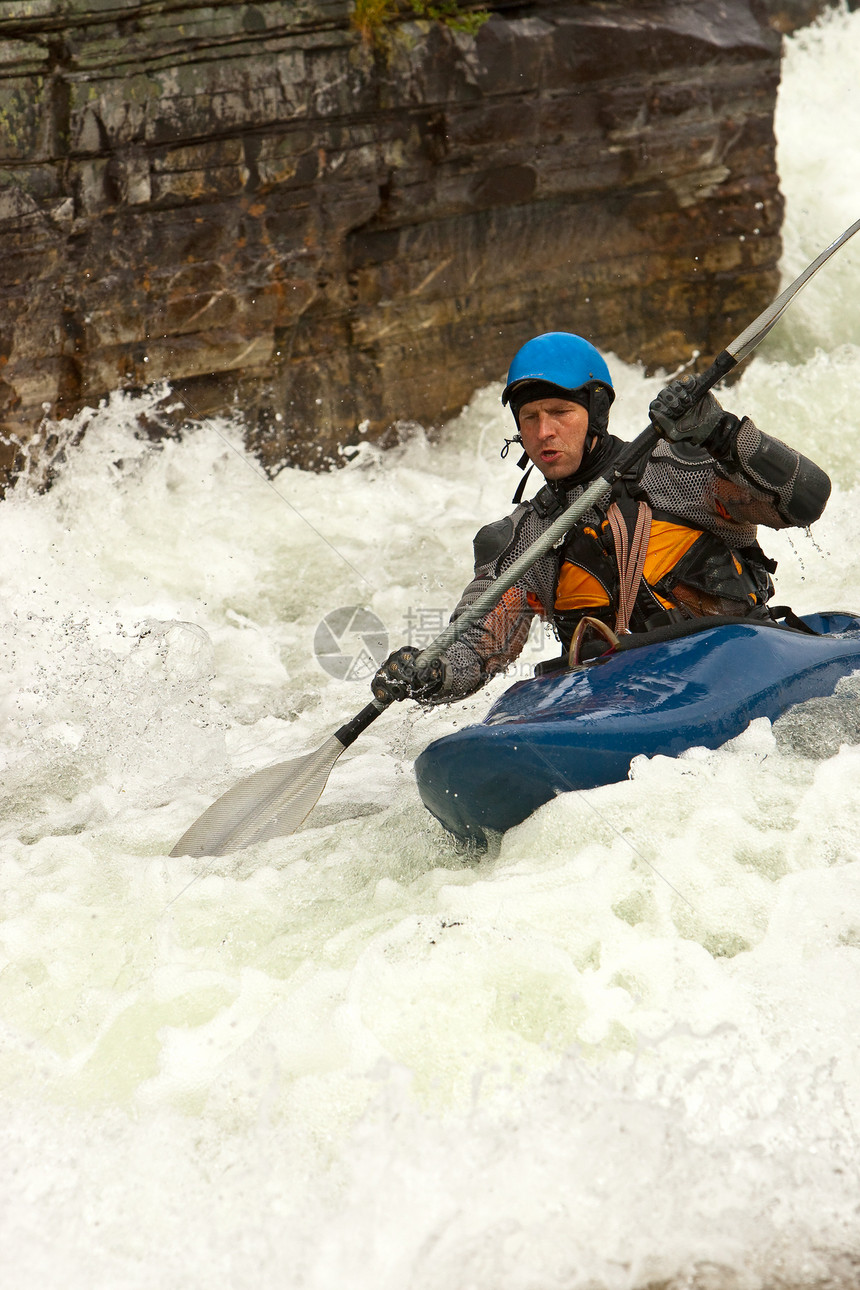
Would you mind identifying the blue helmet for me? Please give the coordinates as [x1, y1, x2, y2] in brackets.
[502, 332, 614, 417]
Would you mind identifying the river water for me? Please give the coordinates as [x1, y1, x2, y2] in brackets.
[2, 10, 860, 1289]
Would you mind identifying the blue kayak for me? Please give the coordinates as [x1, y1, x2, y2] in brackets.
[415, 611, 860, 844]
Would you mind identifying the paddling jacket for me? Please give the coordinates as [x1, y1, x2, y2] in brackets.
[431, 418, 831, 702]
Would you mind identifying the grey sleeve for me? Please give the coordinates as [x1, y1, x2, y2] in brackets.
[727, 418, 831, 527]
[427, 504, 558, 703]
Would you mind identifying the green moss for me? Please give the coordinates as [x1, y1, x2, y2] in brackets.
[352, 0, 489, 44]
[408, 0, 489, 33]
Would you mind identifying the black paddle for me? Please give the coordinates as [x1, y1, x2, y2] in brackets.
[170, 216, 860, 858]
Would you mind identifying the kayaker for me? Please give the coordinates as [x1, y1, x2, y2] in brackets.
[372, 332, 831, 704]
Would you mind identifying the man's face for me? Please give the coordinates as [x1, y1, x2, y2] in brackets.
[517, 397, 590, 480]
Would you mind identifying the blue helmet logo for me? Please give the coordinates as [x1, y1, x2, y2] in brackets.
[502, 332, 614, 406]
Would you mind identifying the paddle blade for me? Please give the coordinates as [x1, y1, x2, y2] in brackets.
[170, 734, 346, 858]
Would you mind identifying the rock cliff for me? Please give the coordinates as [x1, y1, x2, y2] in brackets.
[0, 0, 785, 484]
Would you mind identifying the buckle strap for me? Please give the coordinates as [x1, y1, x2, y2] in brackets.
[607, 499, 652, 634]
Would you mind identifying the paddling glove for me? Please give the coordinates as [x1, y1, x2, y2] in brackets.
[372, 646, 446, 704]
[650, 377, 734, 447]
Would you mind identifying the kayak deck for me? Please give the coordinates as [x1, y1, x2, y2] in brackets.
[415, 612, 860, 844]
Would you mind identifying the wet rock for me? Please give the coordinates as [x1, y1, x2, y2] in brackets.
[0, 0, 787, 486]
[760, 0, 856, 35]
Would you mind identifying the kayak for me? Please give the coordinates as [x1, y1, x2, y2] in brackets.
[414, 611, 860, 845]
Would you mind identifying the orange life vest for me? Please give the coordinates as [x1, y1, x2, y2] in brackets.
[552, 505, 771, 648]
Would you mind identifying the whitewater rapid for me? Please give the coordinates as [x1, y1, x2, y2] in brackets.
[2, 10, 860, 1289]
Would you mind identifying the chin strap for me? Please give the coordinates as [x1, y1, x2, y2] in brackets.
[512, 464, 534, 503]
[501, 434, 535, 504]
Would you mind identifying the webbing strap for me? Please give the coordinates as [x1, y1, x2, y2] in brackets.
[607, 499, 652, 634]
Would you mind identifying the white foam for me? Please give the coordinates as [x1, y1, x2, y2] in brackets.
[3, 10, 860, 1288]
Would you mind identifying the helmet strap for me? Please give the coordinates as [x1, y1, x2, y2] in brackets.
[512, 465, 534, 504]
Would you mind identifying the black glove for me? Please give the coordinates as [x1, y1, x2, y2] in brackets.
[649, 376, 727, 446]
[372, 646, 446, 704]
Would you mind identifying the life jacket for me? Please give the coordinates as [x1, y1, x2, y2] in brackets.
[552, 475, 776, 654]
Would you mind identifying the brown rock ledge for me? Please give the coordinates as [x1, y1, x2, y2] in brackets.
[0, 0, 786, 486]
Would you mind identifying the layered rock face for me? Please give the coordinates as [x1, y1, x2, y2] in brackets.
[0, 0, 784, 484]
